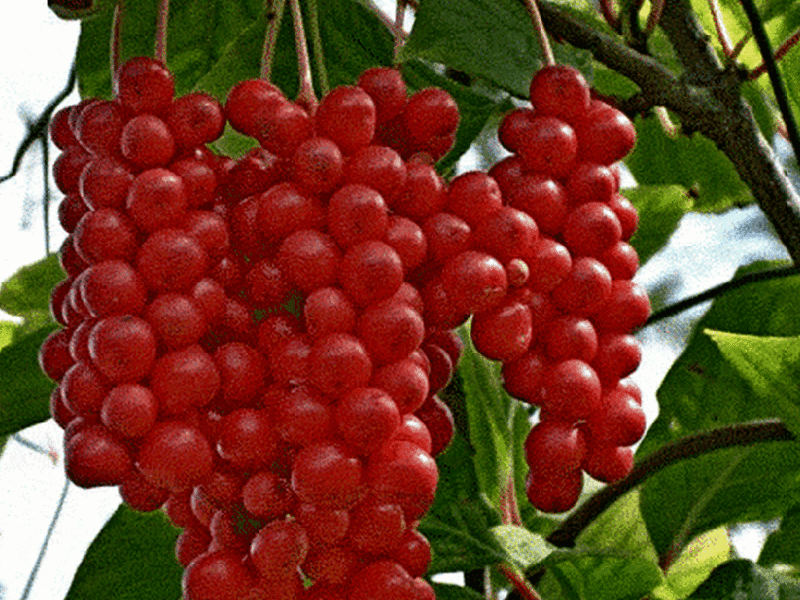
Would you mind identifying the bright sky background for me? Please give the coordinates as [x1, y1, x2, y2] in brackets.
[0, 2, 791, 599]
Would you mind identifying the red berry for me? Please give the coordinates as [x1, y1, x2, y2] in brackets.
[368, 440, 437, 521]
[164, 92, 225, 149]
[576, 102, 636, 165]
[291, 443, 364, 509]
[327, 184, 389, 249]
[525, 467, 583, 513]
[446, 171, 502, 228]
[250, 520, 309, 580]
[138, 421, 213, 491]
[278, 230, 341, 293]
[225, 79, 286, 136]
[316, 86, 377, 155]
[73, 209, 137, 265]
[292, 137, 345, 194]
[498, 108, 535, 152]
[441, 251, 507, 314]
[403, 88, 459, 145]
[563, 202, 622, 258]
[309, 333, 372, 399]
[100, 383, 158, 438]
[540, 359, 602, 421]
[518, 116, 578, 179]
[65, 424, 133, 488]
[357, 302, 425, 366]
[551, 257, 613, 315]
[88, 316, 157, 383]
[137, 229, 209, 293]
[529, 65, 591, 123]
[335, 387, 401, 455]
[217, 409, 278, 468]
[116, 57, 175, 114]
[79, 158, 134, 211]
[120, 115, 175, 168]
[151, 345, 221, 415]
[471, 300, 533, 362]
[74, 99, 127, 156]
[345, 145, 407, 206]
[339, 241, 404, 307]
[182, 551, 256, 600]
[371, 359, 430, 414]
[358, 67, 407, 124]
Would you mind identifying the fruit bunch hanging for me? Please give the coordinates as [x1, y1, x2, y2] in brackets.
[38, 0, 650, 596]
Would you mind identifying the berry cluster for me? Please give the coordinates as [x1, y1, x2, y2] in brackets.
[41, 57, 468, 600]
[481, 65, 649, 512]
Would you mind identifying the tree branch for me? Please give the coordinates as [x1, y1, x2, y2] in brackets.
[538, 0, 800, 264]
[644, 264, 800, 326]
[546, 419, 795, 548]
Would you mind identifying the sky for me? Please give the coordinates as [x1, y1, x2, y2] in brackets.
[0, 2, 791, 599]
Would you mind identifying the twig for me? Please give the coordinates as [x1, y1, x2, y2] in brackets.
[12, 434, 58, 463]
[497, 564, 543, 600]
[523, 0, 555, 66]
[110, 2, 121, 85]
[394, 0, 407, 63]
[599, 0, 620, 33]
[289, 0, 316, 110]
[644, 264, 800, 327]
[642, 0, 665, 36]
[355, 0, 407, 42]
[738, 0, 800, 172]
[0, 61, 76, 185]
[749, 26, 800, 80]
[708, 0, 734, 57]
[546, 419, 795, 548]
[155, 0, 170, 64]
[262, 0, 287, 80]
[20, 479, 70, 600]
[306, 0, 329, 96]
[41, 137, 50, 255]
[730, 32, 752, 61]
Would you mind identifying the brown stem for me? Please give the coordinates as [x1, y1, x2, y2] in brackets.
[357, 0, 407, 42]
[708, 0, 734, 57]
[262, 0, 287, 80]
[110, 2, 121, 85]
[289, 0, 317, 110]
[599, 0, 620, 33]
[749, 26, 800, 80]
[155, 0, 169, 64]
[524, 0, 555, 66]
[730, 33, 752, 61]
[497, 564, 543, 600]
[546, 419, 795, 548]
[536, 0, 800, 263]
[642, 0, 666, 36]
[394, 0, 407, 63]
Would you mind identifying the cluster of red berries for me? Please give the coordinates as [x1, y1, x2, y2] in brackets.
[40, 55, 471, 600]
[480, 66, 649, 512]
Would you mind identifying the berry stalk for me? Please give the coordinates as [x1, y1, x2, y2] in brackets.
[155, 0, 170, 64]
[262, 0, 287, 80]
[289, 0, 317, 110]
[523, 0, 555, 66]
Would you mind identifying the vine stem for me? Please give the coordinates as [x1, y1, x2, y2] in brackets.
[730, 32, 752, 61]
[289, 0, 317, 111]
[523, 0, 555, 66]
[707, 0, 734, 57]
[642, 0, 666, 37]
[599, 0, 620, 32]
[154, 0, 169, 64]
[394, 0, 407, 63]
[306, 0, 329, 97]
[356, 0, 407, 42]
[738, 0, 800, 170]
[655, 106, 678, 138]
[643, 264, 800, 327]
[262, 0, 287, 80]
[546, 419, 795, 548]
[497, 564, 543, 600]
[20, 479, 70, 600]
[110, 2, 121, 85]
[749, 26, 800, 80]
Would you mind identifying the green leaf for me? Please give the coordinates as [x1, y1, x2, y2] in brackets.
[541, 550, 664, 600]
[0, 254, 63, 325]
[491, 524, 554, 569]
[401, 0, 597, 98]
[626, 115, 752, 212]
[431, 583, 485, 600]
[576, 491, 660, 563]
[652, 528, 732, 600]
[457, 325, 514, 509]
[624, 185, 694, 266]
[0, 322, 17, 350]
[639, 260, 800, 457]
[419, 434, 506, 574]
[688, 559, 800, 599]
[707, 331, 800, 438]
[760, 504, 800, 568]
[66, 505, 182, 600]
[0, 325, 58, 437]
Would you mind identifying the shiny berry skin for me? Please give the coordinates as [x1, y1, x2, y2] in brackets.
[403, 88, 459, 145]
[529, 65, 591, 123]
[65, 424, 133, 488]
[137, 421, 214, 492]
[291, 443, 364, 509]
[316, 86, 377, 155]
[518, 116, 578, 179]
[358, 67, 407, 124]
[88, 316, 157, 384]
[116, 57, 175, 114]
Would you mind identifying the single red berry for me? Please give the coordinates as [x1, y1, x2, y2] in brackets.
[73, 209, 138, 265]
[575, 101, 637, 165]
[277, 230, 341, 293]
[116, 57, 175, 114]
[164, 92, 225, 149]
[327, 184, 389, 249]
[136, 229, 209, 293]
[357, 302, 425, 366]
[529, 65, 591, 123]
[498, 107, 535, 152]
[403, 88, 459, 145]
[539, 359, 602, 421]
[182, 550, 257, 600]
[217, 408, 278, 468]
[392, 161, 446, 219]
[440, 250, 507, 314]
[518, 116, 578, 179]
[126, 168, 188, 232]
[100, 383, 158, 439]
[525, 467, 583, 513]
[446, 171, 502, 228]
[335, 387, 401, 455]
[225, 78, 286, 136]
[291, 443, 364, 509]
[74, 99, 128, 156]
[79, 158, 133, 211]
[88, 315, 157, 383]
[345, 145, 407, 206]
[339, 241, 404, 307]
[309, 333, 372, 399]
[292, 137, 345, 194]
[371, 359, 430, 414]
[65, 424, 133, 488]
[358, 67, 407, 124]
[316, 86, 377, 155]
[138, 420, 213, 491]
[551, 257, 613, 315]
[413, 395, 454, 457]
[471, 300, 533, 362]
[250, 520, 309, 580]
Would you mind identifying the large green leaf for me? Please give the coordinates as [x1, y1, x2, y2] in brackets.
[652, 528, 732, 600]
[688, 559, 800, 599]
[759, 503, 800, 568]
[624, 185, 694, 266]
[708, 331, 800, 438]
[0, 325, 58, 436]
[639, 260, 800, 457]
[0, 254, 63, 332]
[491, 524, 554, 570]
[401, 0, 598, 98]
[66, 505, 182, 600]
[456, 326, 514, 509]
[419, 434, 506, 574]
[626, 114, 751, 212]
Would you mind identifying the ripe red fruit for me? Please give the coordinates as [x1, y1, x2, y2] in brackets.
[164, 92, 225, 149]
[422, 212, 472, 265]
[309, 333, 372, 399]
[292, 137, 345, 194]
[214, 343, 267, 409]
[413, 395, 454, 457]
[357, 303, 425, 366]
[126, 168, 188, 232]
[100, 383, 158, 438]
[225, 79, 286, 136]
[471, 300, 533, 362]
[339, 241, 404, 307]
[348, 503, 406, 554]
[371, 359, 430, 414]
[316, 86, 377, 155]
[368, 440, 437, 521]
[563, 202, 623, 258]
[526, 238, 573, 293]
[576, 102, 637, 165]
[88, 316, 157, 383]
[393, 529, 432, 577]
[182, 551, 257, 600]
[529, 65, 591, 123]
[137, 421, 213, 491]
[73, 209, 138, 265]
[518, 116, 578, 179]
[345, 145, 407, 206]
[393, 161, 446, 219]
[446, 171, 503, 228]
[136, 229, 209, 293]
[524, 421, 586, 475]
[39, 328, 76, 381]
[150, 345, 221, 415]
[335, 387, 401, 455]
[120, 115, 175, 168]
[216, 409, 278, 467]
[277, 230, 341, 293]
[242, 471, 294, 521]
[526, 467, 583, 513]
[65, 424, 133, 488]
[273, 387, 332, 447]
[116, 57, 175, 114]
[592, 281, 651, 332]
[441, 251, 507, 314]
[250, 520, 309, 580]
[291, 443, 364, 509]
[358, 67, 407, 124]
[498, 108, 535, 152]
[539, 359, 602, 421]
[254, 101, 313, 157]
[144, 293, 207, 349]
[403, 88, 459, 145]
[551, 257, 613, 315]
[582, 443, 634, 483]
[327, 184, 389, 248]
[74, 99, 127, 156]
[79, 158, 133, 211]
[473, 207, 539, 264]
